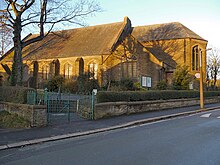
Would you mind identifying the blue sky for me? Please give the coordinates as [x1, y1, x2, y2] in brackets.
[85, 0, 220, 48]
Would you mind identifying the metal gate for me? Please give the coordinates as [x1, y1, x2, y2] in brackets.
[27, 89, 95, 124]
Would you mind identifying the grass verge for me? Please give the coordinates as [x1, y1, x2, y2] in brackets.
[0, 111, 30, 128]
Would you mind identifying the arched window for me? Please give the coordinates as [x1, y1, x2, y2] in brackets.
[23, 64, 29, 82]
[192, 46, 199, 71]
[33, 61, 38, 88]
[42, 65, 49, 80]
[50, 59, 60, 77]
[55, 59, 60, 76]
[64, 63, 72, 79]
[88, 62, 98, 79]
[75, 58, 84, 76]
[79, 58, 84, 75]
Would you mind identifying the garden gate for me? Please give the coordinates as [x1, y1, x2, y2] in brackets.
[27, 89, 95, 124]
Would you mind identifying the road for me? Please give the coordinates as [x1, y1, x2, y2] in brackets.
[1, 109, 220, 165]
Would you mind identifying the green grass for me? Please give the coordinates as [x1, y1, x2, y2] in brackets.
[0, 111, 30, 128]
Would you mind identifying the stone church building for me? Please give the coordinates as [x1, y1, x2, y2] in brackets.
[0, 17, 207, 89]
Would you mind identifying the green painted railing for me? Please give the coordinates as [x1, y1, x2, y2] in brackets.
[27, 89, 96, 122]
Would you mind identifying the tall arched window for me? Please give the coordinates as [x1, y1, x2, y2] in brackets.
[192, 46, 199, 71]
[75, 58, 84, 76]
[33, 61, 38, 88]
[79, 58, 84, 75]
[42, 65, 49, 80]
[64, 63, 72, 79]
[23, 64, 29, 82]
[88, 62, 98, 79]
[55, 59, 60, 76]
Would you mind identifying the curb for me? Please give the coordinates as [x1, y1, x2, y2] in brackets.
[1, 106, 220, 151]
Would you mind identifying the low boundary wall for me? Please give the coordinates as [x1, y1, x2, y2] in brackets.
[0, 102, 47, 127]
[94, 97, 220, 119]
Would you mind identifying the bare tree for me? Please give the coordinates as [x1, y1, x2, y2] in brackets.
[0, 0, 101, 86]
[207, 47, 220, 89]
[0, 9, 13, 57]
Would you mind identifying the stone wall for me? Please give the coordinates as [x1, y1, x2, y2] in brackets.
[0, 102, 47, 127]
[94, 97, 220, 119]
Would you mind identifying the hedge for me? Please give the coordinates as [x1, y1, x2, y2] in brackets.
[96, 90, 220, 103]
[0, 86, 34, 104]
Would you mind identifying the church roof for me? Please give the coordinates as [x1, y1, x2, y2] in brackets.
[23, 21, 127, 60]
[1, 18, 131, 62]
[0, 19, 207, 66]
[132, 22, 206, 42]
[146, 47, 176, 68]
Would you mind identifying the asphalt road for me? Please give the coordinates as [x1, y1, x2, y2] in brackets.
[1, 109, 220, 165]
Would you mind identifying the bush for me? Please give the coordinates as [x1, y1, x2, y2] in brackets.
[0, 75, 3, 86]
[77, 74, 99, 94]
[172, 65, 193, 90]
[133, 82, 147, 91]
[97, 90, 220, 103]
[107, 78, 135, 91]
[0, 86, 33, 104]
[62, 80, 78, 93]
[120, 78, 134, 90]
[156, 81, 167, 90]
[47, 75, 64, 92]
[46, 74, 100, 94]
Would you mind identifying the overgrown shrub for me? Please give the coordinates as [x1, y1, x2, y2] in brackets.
[0, 86, 33, 104]
[0, 75, 3, 86]
[120, 78, 134, 90]
[133, 82, 147, 91]
[97, 90, 220, 103]
[46, 74, 100, 94]
[77, 74, 99, 94]
[62, 80, 78, 93]
[156, 80, 168, 90]
[107, 78, 135, 91]
[47, 75, 64, 92]
[172, 65, 194, 90]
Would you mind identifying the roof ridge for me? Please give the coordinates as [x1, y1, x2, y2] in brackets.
[109, 16, 132, 51]
[176, 23, 204, 39]
[53, 21, 124, 34]
[132, 21, 206, 41]
[16, 17, 129, 60]
[134, 22, 181, 28]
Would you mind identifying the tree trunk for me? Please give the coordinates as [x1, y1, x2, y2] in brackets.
[11, 16, 23, 86]
[33, 61, 39, 89]
[214, 73, 217, 90]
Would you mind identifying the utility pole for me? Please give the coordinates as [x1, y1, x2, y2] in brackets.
[199, 48, 212, 109]
[199, 49, 204, 109]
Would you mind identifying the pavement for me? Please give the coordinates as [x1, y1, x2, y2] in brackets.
[1, 103, 220, 151]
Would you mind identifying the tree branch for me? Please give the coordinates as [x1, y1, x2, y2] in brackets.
[6, 3, 15, 21]
[20, 0, 35, 13]
[9, 0, 20, 17]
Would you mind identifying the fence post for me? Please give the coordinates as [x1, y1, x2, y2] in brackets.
[56, 87, 61, 112]
[27, 90, 36, 105]
[91, 89, 97, 120]
[76, 99, 79, 113]
[44, 88, 48, 105]
[33, 90, 37, 105]
[68, 92, 70, 122]
[44, 88, 49, 123]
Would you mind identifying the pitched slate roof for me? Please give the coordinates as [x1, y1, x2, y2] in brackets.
[1, 19, 131, 62]
[146, 47, 176, 68]
[132, 22, 206, 42]
[23, 21, 128, 60]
